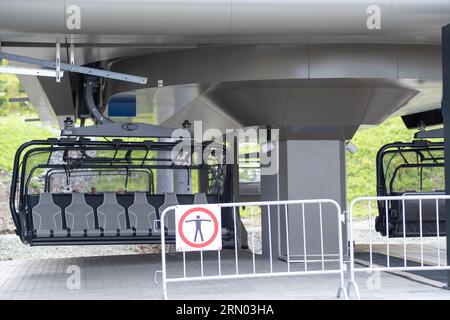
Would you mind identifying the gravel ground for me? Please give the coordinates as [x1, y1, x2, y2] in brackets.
[0, 234, 147, 261]
[242, 217, 262, 254]
[0, 172, 15, 234]
[352, 218, 447, 246]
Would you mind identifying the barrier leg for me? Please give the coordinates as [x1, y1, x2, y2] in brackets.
[347, 200, 361, 299]
[347, 261, 361, 299]
[347, 280, 360, 300]
[337, 286, 349, 300]
[163, 281, 168, 300]
[337, 268, 349, 299]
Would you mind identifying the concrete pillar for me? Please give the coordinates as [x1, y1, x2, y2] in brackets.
[157, 138, 174, 194]
[261, 140, 347, 259]
[442, 24, 450, 285]
[174, 168, 192, 194]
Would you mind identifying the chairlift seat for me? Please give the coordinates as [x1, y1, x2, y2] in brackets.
[32, 193, 66, 237]
[97, 192, 133, 236]
[128, 192, 157, 236]
[158, 193, 179, 236]
[65, 193, 99, 237]
[375, 192, 446, 237]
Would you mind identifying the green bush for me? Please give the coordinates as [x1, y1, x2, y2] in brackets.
[0, 115, 56, 172]
[0, 63, 35, 116]
[346, 117, 414, 217]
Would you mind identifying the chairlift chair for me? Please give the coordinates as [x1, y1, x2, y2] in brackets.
[374, 136, 445, 237]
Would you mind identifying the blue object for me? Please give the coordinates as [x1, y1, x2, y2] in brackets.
[108, 95, 137, 117]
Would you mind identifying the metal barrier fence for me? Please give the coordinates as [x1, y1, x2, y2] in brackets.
[347, 195, 450, 299]
[159, 199, 348, 300]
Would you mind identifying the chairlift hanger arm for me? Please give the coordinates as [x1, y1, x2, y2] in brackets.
[63, 78, 194, 138]
[83, 79, 113, 125]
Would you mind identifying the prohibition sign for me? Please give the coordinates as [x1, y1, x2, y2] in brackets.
[177, 206, 220, 249]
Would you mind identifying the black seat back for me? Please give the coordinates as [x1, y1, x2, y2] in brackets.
[376, 192, 446, 237]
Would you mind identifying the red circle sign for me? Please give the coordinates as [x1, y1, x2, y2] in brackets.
[178, 207, 219, 248]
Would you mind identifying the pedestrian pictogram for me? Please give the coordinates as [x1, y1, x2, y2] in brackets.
[175, 204, 222, 252]
[185, 215, 211, 242]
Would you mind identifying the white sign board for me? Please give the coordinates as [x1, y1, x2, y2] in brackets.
[175, 204, 222, 252]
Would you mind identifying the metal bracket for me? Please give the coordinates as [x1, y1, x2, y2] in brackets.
[9, 97, 30, 103]
[0, 38, 64, 79]
[153, 219, 161, 232]
[69, 38, 75, 66]
[340, 212, 347, 223]
[0, 51, 148, 84]
[84, 79, 112, 124]
[154, 270, 162, 285]
[0, 66, 64, 78]
[55, 34, 61, 83]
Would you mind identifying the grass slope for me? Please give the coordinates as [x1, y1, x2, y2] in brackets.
[0, 115, 56, 172]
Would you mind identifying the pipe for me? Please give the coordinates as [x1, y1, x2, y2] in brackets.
[84, 79, 113, 124]
[0, 0, 449, 42]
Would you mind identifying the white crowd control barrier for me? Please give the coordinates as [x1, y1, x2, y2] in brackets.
[347, 195, 450, 299]
[158, 199, 348, 300]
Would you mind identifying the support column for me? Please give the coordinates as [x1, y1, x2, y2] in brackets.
[442, 24, 450, 287]
[156, 139, 173, 194]
[261, 140, 347, 258]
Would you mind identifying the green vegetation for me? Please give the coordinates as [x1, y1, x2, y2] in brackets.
[0, 61, 35, 116]
[0, 65, 57, 173]
[346, 117, 414, 201]
[346, 117, 414, 218]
